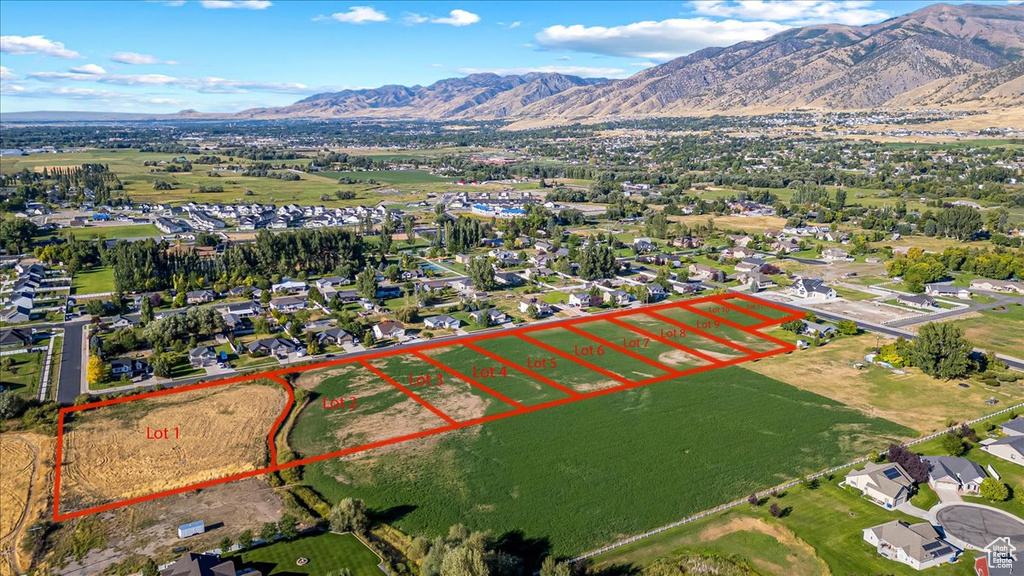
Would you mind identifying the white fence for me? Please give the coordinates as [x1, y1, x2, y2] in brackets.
[570, 401, 1024, 563]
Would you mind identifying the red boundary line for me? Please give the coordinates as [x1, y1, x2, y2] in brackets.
[604, 316, 725, 366]
[642, 310, 758, 356]
[360, 360, 458, 425]
[678, 302, 795, 351]
[52, 293, 795, 522]
[513, 332, 632, 385]
[412, 351, 526, 411]
[713, 298, 776, 324]
[462, 341, 582, 398]
[562, 324, 676, 375]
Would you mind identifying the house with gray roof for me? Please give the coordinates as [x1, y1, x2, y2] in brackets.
[862, 520, 957, 570]
[424, 315, 462, 330]
[159, 553, 245, 576]
[983, 436, 1024, 466]
[923, 455, 985, 494]
[844, 462, 914, 508]
[999, 419, 1024, 436]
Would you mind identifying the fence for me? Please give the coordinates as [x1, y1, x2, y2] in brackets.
[570, 401, 1024, 563]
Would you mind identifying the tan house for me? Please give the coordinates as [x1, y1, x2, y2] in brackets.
[844, 462, 914, 508]
[862, 521, 957, 570]
[982, 436, 1024, 466]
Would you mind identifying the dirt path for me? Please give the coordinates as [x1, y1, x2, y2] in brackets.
[0, 435, 40, 576]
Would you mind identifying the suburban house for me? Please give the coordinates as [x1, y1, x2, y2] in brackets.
[185, 290, 215, 305]
[726, 234, 753, 247]
[317, 327, 355, 346]
[673, 282, 700, 295]
[822, 247, 853, 262]
[519, 297, 553, 316]
[110, 358, 150, 379]
[646, 283, 669, 301]
[923, 456, 985, 494]
[246, 338, 297, 357]
[862, 521, 957, 570]
[314, 276, 349, 291]
[790, 278, 836, 299]
[689, 264, 726, 282]
[771, 237, 801, 253]
[271, 278, 307, 294]
[269, 296, 307, 313]
[734, 257, 767, 274]
[1000, 419, 1024, 436]
[844, 462, 914, 508]
[469, 308, 508, 326]
[982, 436, 1024, 466]
[0, 328, 33, 349]
[739, 271, 774, 291]
[925, 284, 972, 300]
[494, 271, 523, 287]
[109, 315, 135, 328]
[801, 320, 838, 337]
[372, 321, 406, 341]
[188, 346, 218, 368]
[424, 315, 462, 330]
[568, 292, 601, 308]
[603, 289, 631, 306]
[970, 278, 1024, 295]
[722, 246, 755, 260]
[897, 294, 937, 309]
[159, 552, 245, 576]
[454, 254, 472, 265]
[218, 302, 262, 318]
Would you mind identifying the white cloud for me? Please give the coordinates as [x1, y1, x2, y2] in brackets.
[70, 64, 107, 75]
[0, 66, 18, 81]
[198, 0, 272, 9]
[4, 85, 184, 106]
[316, 6, 388, 23]
[25, 68, 311, 94]
[405, 9, 480, 27]
[427, 63, 445, 68]
[630, 61, 657, 67]
[111, 51, 177, 65]
[535, 18, 789, 61]
[555, 56, 572, 61]
[690, 1, 889, 26]
[509, 21, 521, 29]
[0, 35, 83, 59]
[457, 66, 625, 79]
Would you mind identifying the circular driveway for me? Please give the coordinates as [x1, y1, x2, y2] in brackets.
[935, 504, 1024, 549]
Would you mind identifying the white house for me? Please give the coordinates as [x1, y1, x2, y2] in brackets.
[983, 436, 1024, 466]
[372, 321, 406, 341]
[519, 298, 552, 316]
[862, 521, 957, 570]
[272, 278, 307, 294]
[790, 278, 836, 300]
[844, 462, 914, 508]
[923, 456, 984, 494]
[424, 315, 462, 330]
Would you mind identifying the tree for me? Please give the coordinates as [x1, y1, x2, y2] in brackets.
[525, 304, 539, 319]
[886, 444, 929, 483]
[440, 544, 488, 576]
[140, 296, 153, 324]
[278, 514, 299, 540]
[937, 205, 983, 240]
[0, 391, 27, 420]
[747, 493, 759, 507]
[941, 432, 967, 456]
[912, 322, 971, 379]
[356, 267, 379, 300]
[141, 559, 159, 576]
[151, 354, 171, 378]
[539, 557, 572, 576]
[86, 355, 108, 386]
[768, 503, 782, 518]
[306, 332, 321, 356]
[238, 529, 254, 550]
[328, 498, 370, 534]
[259, 522, 277, 542]
[781, 320, 803, 334]
[468, 257, 496, 291]
[219, 536, 233, 554]
[836, 320, 858, 336]
[980, 478, 1010, 502]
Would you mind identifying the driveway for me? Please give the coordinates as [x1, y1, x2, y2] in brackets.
[934, 485, 963, 504]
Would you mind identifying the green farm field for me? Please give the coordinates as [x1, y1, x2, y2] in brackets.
[950, 302, 1024, 359]
[286, 346, 910, 558]
[320, 169, 450, 184]
[62, 224, 161, 240]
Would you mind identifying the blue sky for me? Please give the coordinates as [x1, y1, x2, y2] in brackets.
[0, 0, 1017, 113]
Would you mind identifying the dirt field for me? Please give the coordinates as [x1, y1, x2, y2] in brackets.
[805, 298, 924, 325]
[0, 433, 54, 576]
[745, 333, 1022, 434]
[59, 380, 288, 513]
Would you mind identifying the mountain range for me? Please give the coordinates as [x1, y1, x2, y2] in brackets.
[6, 3, 1023, 123]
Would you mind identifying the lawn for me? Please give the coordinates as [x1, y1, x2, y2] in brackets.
[0, 350, 44, 398]
[589, 478, 975, 575]
[228, 532, 381, 576]
[289, 362, 909, 558]
[952, 302, 1024, 359]
[63, 224, 161, 240]
[72, 265, 115, 295]
[320, 169, 450, 184]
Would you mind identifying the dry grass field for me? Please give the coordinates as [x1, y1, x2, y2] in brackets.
[0, 433, 54, 576]
[58, 381, 288, 513]
[744, 333, 1023, 434]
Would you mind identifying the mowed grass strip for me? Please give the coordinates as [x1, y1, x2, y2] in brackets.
[302, 366, 911, 557]
[228, 531, 382, 576]
[574, 320, 713, 371]
[651, 308, 780, 353]
[472, 334, 626, 394]
[71, 265, 115, 294]
[366, 353, 516, 421]
[725, 297, 798, 321]
[421, 345, 571, 406]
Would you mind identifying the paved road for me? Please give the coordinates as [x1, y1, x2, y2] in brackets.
[887, 291, 1019, 328]
[784, 256, 826, 265]
[56, 319, 86, 404]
